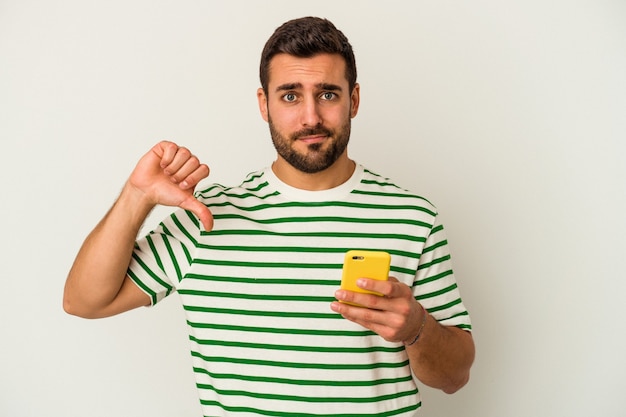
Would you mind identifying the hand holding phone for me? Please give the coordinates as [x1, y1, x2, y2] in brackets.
[340, 250, 391, 305]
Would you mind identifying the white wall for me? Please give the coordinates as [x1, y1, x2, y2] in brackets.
[1, 1, 625, 416]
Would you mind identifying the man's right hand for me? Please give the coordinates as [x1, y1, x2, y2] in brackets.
[63, 141, 213, 318]
[128, 141, 214, 231]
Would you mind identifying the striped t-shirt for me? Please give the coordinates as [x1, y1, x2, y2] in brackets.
[129, 164, 471, 417]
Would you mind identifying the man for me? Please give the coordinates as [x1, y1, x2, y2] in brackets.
[64, 17, 474, 416]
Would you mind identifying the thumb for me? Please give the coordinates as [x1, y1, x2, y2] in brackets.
[181, 196, 214, 232]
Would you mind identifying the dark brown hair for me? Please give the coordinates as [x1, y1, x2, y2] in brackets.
[259, 17, 357, 94]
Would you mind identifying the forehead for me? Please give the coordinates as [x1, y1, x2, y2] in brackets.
[267, 53, 348, 90]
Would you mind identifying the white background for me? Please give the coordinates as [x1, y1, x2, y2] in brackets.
[1, 1, 625, 416]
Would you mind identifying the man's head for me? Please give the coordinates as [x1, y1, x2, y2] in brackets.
[257, 17, 360, 178]
[260, 17, 357, 95]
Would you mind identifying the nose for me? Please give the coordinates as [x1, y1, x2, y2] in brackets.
[300, 98, 323, 127]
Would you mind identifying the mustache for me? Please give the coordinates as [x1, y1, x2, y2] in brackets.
[290, 126, 333, 140]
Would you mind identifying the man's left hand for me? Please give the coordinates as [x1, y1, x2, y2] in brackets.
[331, 277, 425, 344]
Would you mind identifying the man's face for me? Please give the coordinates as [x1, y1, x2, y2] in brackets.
[257, 53, 360, 174]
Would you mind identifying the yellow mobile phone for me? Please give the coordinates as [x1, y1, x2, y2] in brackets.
[341, 250, 391, 303]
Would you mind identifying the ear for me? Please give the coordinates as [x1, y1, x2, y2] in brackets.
[257, 88, 269, 122]
[350, 83, 360, 118]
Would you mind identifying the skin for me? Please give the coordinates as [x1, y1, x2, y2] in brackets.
[257, 53, 359, 190]
[331, 278, 475, 394]
[63, 142, 211, 318]
[64, 52, 474, 394]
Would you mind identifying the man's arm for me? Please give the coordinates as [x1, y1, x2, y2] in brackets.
[63, 141, 213, 319]
[402, 307, 474, 393]
[331, 277, 475, 394]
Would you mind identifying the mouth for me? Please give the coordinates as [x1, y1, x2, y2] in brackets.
[297, 134, 328, 144]
[292, 127, 333, 145]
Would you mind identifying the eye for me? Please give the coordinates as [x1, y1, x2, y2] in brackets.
[283, 93, 297, 102]
[321, 92, 337, 100]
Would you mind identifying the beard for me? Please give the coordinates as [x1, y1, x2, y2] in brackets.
[268, 116, 351, 174]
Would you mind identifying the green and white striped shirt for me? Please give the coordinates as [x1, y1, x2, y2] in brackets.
[129, 164, 471, 417]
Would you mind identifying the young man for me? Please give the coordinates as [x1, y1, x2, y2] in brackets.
[64, 17, 474, 416]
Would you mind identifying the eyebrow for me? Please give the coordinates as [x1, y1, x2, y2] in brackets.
[274, 82, 344, 93]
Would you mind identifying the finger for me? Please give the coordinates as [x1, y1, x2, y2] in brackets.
[162, 147, 193, 175]
[334, 288, 390, 311]
[166, 155, 204, 185]
[331, 298, 388, 326]
[358, 276, 408, 300]
[178, 163, 210, 190]
[355, 277, 394, 298]
[151, 141, 178, 167]
[332, 296, 411, 342]
[181, 197, 214, 231]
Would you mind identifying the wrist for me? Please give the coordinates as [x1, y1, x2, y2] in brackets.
[116, 182, 156, 224]
[404, 303, 428, 347]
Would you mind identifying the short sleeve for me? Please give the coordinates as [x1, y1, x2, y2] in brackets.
[127, 208, 200, 305]
[413, 215, 472, 331]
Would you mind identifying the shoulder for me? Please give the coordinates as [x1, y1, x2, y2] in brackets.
[194, 169, 276, 204]
[355, 166, 438, 215]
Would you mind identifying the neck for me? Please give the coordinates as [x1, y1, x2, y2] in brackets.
[271, 154, 356, 191]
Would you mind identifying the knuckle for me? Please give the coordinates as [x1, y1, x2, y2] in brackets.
[389, 314, 405, 330]
[397, 302, 412, 317]
[162, 141, 177, 153]
[368, 294, 384, 309]
[360, 308, 375, 322]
